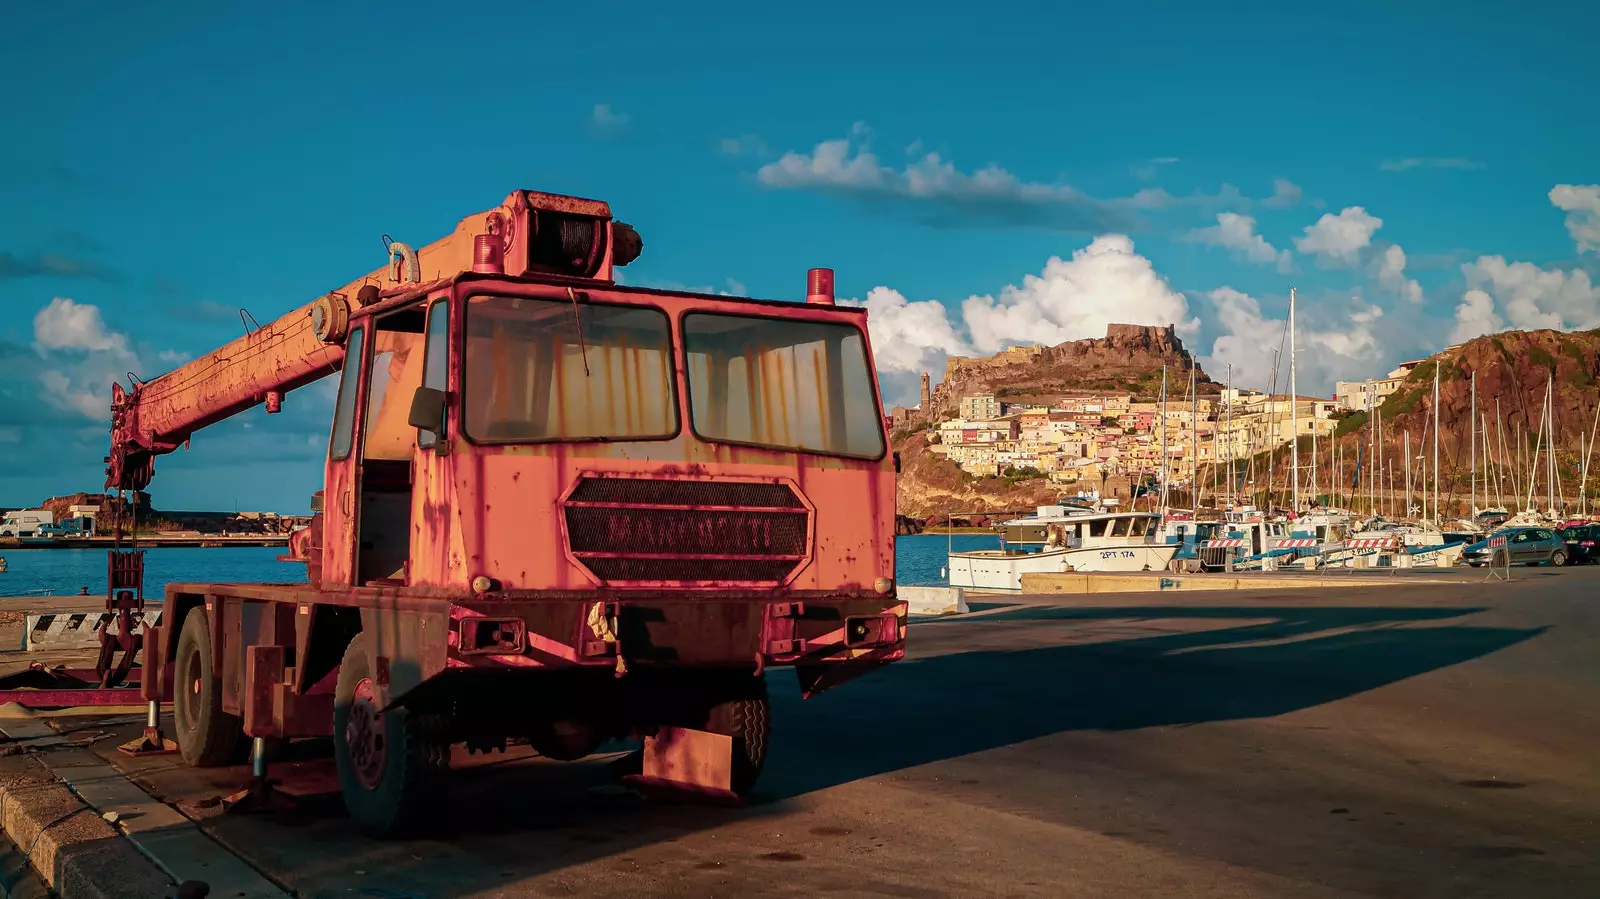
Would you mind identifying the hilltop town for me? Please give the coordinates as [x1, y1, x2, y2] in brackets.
[890, 324, 1459, 520]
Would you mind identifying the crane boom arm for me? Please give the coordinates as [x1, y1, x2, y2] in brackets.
[106, 300, 347, 492]
[104, 189, 638, 495]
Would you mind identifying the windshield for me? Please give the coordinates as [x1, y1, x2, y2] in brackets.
[462, 295, 676, 442]
[683, 312, 885, 459]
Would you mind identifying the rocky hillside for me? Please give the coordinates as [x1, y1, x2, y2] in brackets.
[1245, 328, 1600, 511]
[894, 324, 1214, 518]
[919, 323, 1218, 421]
[893, 431, 1065, 520]
[1369, 329, 1600, 450]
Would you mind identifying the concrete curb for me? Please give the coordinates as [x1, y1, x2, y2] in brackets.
[900, 586, 969, 616]
[0, 705, 289, 898]
[1019, 571, 1467, 594]
[0, 753, 176, 898]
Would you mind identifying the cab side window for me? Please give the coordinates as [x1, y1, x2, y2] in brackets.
[418, 300, 450, 450]
[329, 325, 366, 461]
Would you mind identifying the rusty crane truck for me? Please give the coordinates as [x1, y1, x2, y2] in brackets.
[45, 189, 905, 837]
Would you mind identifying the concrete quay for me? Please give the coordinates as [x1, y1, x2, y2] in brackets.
[0, 569, 1593, 897]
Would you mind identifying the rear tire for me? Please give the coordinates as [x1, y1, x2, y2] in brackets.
[703, 675, 770, 797]
[172, 608, 244, 767]
[1551, 549, 1568, 567]
[332, 633, 450, 838]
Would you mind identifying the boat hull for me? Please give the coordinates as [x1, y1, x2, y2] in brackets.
[949, 544, 1180, 591]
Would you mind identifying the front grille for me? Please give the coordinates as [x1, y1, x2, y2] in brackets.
[563, 475, 810, 584]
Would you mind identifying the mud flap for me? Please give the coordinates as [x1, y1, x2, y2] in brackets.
[621, 726, 744, 806]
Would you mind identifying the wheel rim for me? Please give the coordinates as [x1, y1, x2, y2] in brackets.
[345, 678, 386, 790]
[178, 646, 201, 732]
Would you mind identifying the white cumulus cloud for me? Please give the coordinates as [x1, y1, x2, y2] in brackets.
[846, 236, 1199, 406]
[1184, 213, 1292, 273]
[1371, 244, 1423, 304]
[846, 287, 973, 375]
[1454, 255, 1600, 336]
[1448, 289, 1505, 345]
[31, 298, 140, 420]
[1294, 206, 1383, 265]
[26, 298, 192, 423]
[1203, 287, 1386, 395]
[961, 235, 1199, 355]
[1549, 184, 1600, 254]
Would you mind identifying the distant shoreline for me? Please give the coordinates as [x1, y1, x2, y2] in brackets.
[0, 535, 288, 550]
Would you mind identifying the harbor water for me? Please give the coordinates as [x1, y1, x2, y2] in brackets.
[0, 535, 1000, 598]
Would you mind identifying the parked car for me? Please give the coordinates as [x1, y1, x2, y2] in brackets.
[1461, 526, 1569, 567]
[1559, 524, 1600, 564]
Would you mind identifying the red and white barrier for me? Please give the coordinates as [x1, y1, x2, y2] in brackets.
[1488, 534, 1508, 550]
[1348, 537, 1399, 550]
[1271, 538, 1318, 548]
[1204, 538, 1244, 548]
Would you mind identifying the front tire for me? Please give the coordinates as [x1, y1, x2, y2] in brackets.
[703, 675, 771, 797]
[1551, 549, 1568, 567]
[172, 608, 244, 767]
[332, 633, 450, 838]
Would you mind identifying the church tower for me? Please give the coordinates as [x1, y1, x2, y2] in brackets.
[920, 372, 931, 412]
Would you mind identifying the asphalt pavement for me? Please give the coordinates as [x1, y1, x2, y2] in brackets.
[1, 567, 1596, 897]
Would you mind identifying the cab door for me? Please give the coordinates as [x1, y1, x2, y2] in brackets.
[407, 294, 455, 586]
[321, 323, 370, 588]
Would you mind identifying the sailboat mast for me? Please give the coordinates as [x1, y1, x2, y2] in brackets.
[1160, 364, 1168, 514]
[1226, 364, 1234, 507]
[1581, 395, 1600, 515]
[1547, 373, 1556, 514]
[1470, 370, 1477, 516]
[1526, 388, 1546, 513]
[1190, 362, 1198, 509]
[1289, 288, 1300, 513]
[1432, 362, 1440, 523]
[1405, 429, 1412, 516]
[1311, 398, 1319, 507]
[1485, 411, 1499, 511]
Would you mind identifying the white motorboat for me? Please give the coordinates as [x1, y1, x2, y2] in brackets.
[948, 511, 1178, 590]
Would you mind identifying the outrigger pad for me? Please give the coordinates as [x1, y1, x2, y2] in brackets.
[621, 727, 743, 807]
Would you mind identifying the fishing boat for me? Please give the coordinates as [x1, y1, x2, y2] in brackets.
[947, 510, 1178, 590]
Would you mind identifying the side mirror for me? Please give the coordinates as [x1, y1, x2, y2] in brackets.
[408, 386, 447, 435]
[893, 451, 902, 474]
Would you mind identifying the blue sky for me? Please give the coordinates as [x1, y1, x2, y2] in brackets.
[3, 0, 1597, 512]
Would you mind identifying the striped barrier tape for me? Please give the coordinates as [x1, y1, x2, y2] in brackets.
[1488, 534, 1507, 549]
[1204, 538, 1244, 548]
[1347, 537, 1399, 550]
[24, 609, 163, 652]
[1271, 538, 1318, 548]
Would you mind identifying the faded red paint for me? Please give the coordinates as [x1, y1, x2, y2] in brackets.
[31, 189, 905, 745]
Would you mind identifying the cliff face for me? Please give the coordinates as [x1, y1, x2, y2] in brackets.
[921, 323, 1217, 420]
[1367, 329, 1600, 458]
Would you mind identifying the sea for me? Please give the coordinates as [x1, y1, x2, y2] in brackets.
[0, 534, 1003, 598]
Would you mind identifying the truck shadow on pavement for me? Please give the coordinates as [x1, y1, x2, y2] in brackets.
[759, 603, 1543, 799]
[83, 601, 1542, 898]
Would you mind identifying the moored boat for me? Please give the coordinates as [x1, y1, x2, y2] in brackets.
[948, 510, 1179, 590]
